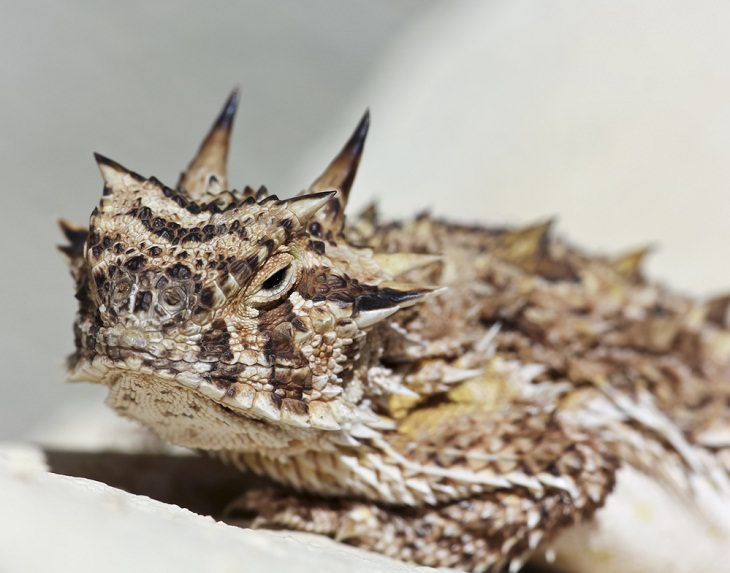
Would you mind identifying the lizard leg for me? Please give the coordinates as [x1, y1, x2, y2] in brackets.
[234, 486, 602, 573]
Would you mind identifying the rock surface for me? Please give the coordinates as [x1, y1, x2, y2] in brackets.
[0, 443, 438, 573]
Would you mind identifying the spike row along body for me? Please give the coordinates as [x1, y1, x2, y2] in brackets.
[61, 90, 730, 572]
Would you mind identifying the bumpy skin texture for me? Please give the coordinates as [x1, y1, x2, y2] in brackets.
[61, 90, 730, 572]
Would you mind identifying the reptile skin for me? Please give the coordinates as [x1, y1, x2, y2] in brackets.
[60, 90, 730, 572]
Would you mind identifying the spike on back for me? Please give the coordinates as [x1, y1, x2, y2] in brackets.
[373, 253, 442, 277]
[610, 245, 653, 281]
[177, 87, 240, 200]
[496, 220, 554, 261]
[706, 294, 730, 327]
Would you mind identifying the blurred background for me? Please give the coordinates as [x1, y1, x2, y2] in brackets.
[2, 0, 730, 438]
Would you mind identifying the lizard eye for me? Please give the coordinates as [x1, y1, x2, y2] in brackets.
[261, 266, 289, 290]
[249, 259, 298, 306]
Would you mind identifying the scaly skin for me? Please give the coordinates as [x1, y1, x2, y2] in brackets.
[60, 90, 730, 572]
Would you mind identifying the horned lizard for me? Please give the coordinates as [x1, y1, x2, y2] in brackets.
[60, 90, 730, 572]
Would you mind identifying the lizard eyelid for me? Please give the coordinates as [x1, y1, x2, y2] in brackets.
[249, 261, 298, 306]
[261, 266, 289, 290]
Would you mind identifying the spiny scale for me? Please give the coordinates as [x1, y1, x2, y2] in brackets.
[61, 90, 730, 573]
[609, 245, 653, 280]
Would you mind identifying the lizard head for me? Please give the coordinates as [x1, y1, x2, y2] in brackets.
[61, 90, 440, 449]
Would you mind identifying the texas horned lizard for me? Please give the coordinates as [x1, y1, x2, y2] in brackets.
[60, 90, 730, 572]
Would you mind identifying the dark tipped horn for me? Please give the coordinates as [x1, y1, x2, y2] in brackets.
[57, 219, 88, 260]
[309, 109, 369, 202]
[177, 87, 240, 199]
[94, 152, 145, 192]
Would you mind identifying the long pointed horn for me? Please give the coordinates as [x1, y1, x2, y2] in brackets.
[177, 88, 240, 199]
[303, 110, 369, 237]
[310, 109, 369, 199]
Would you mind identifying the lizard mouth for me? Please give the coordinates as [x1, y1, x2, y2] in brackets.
[72, 343, 357, 435]
[68, 323, 385, 433]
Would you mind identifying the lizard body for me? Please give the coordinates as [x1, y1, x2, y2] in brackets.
[61, 90, 730, 572]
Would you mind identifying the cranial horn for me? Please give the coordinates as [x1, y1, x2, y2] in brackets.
[57, 218, 89, 284]
[94, 153, 145, 194]
[57, 219, 88, 261]
[93, 154, 177, 217]
[303, 110, 370, 235]
[177, 87, 240, 200]
[310, 109, 369, 199]
[284, 191, 337, 225]
[352, 284, 445, 329]
[354, 306, 401, 329]
[354, 284, 445, 313]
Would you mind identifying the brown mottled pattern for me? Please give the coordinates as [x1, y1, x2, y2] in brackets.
[60, 91, 730, 572]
